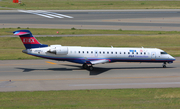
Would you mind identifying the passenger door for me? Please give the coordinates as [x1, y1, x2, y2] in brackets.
[151, 52, 156, 59]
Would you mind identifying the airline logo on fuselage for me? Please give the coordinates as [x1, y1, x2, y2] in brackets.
[129, 50, 136, 52]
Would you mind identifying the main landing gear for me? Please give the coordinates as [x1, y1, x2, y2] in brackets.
[162, 62, 166, 68]
[82, 63, 94, 71]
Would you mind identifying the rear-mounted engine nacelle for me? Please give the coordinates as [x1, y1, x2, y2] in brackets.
[48, 45, 68, 55]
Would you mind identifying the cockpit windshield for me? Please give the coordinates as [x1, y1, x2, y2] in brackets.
[161, 52, 167, 55]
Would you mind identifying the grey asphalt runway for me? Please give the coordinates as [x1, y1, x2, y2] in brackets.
[0, 58, 179, 91]
[1, 9, 180, 31]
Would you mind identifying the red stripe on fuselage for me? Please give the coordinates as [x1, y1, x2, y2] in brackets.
[20, 37, 40, 44]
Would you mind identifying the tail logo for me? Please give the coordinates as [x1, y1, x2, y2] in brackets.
[20, 37, 40, 44]
[23, 38, 34, 43]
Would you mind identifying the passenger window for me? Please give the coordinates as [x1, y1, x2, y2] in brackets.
[107, 52, 109, 54]
[79, 51, 80, 53]
[111, 52, 113, 54]
[136, 52, 138, 54]
[124, 52, 126, 54]
[83, 51, 84, 53]
[103, 51, 105, 54]
[128, 52, 130, 54]
[120, 52, 121, 54]
[132, 52, 134, 54]
[99, 51, 101, 54]
[91, 51, 93, 54]
[87, 51, 89, 54]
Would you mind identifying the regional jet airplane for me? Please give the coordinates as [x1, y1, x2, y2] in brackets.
[13, 30, 175, 71]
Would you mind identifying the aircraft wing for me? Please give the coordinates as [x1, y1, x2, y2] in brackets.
[89, 59, 110, 65]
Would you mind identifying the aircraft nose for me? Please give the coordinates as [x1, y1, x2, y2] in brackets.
[169, 55, 176, 61]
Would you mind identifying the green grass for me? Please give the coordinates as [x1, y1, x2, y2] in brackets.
[0, 34, 180, 60]
[1, 0, 180, 10]
[1, 28, 180, 36]
[0, 49, 39, 60]
[0, 88, 180, 108]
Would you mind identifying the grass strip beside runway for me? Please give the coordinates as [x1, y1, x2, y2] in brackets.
[0, 88, 180, 108]
[1, 0, 180, 10]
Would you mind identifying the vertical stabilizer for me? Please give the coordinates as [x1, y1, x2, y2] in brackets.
[13, 30, 48, 49]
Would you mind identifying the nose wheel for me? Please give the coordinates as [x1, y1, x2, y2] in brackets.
[162, 62, 166, 68]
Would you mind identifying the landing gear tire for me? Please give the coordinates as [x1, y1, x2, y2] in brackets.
[82, 63, 88, 69]
[89, 66, 94, 71]
[162, 62, 166, 68]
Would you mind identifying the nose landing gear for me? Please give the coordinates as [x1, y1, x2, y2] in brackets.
[162, 62, 166, 68]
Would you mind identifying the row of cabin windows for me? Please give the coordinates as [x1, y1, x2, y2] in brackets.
[70, 51, 148, 55]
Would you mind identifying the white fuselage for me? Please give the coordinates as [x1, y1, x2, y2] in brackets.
[24, 45, 175, 65]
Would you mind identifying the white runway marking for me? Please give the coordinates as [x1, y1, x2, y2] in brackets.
[18, 10, 73, 19]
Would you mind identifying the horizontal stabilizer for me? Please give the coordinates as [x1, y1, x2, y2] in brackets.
[14, 31, 29, 36]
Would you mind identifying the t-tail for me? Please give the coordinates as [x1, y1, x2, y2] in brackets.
[13, 30, 48, 49]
